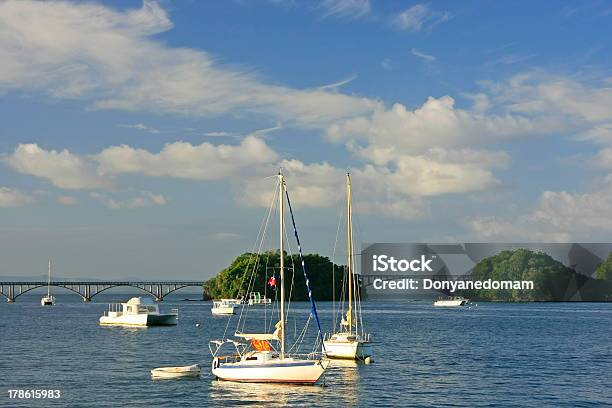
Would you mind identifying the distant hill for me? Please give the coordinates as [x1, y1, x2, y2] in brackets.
[459, 249, 612, 301]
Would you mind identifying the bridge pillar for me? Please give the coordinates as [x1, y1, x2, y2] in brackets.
[8, 285, 15, 303]
[82, 285, 91, 302]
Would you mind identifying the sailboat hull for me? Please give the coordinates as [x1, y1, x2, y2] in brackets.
[212, 358, 329, 384]
[323, 340, 372, 360]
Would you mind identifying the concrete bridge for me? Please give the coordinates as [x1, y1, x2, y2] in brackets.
[0, 281, 205, 303]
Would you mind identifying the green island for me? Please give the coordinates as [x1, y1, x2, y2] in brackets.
[458, 249, 612, 301]
[204, 251, 345, 301]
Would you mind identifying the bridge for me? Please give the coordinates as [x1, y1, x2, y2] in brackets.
[0, 281, 205, 303]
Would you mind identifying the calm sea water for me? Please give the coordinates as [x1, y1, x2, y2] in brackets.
[1, 293, 611, 407]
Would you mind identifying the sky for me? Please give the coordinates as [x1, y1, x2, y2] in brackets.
[1, 0, 612, 280]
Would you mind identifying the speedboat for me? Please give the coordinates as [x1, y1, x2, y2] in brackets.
[99, 297, 178, 326]
[433, 296, 469, 307]
[211, 299, 240, 315]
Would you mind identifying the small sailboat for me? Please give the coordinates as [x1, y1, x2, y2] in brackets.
[40, 259, 56, 306]
[323, 173, 372, 360]
[210, 172, 329, 384]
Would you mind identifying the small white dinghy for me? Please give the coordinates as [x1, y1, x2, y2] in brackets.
[151, 364, 201, 379]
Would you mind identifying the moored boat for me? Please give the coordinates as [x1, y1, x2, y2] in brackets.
[211, 299, 240, 315]
[433, 296, 469, 307]
[99, 297, 178, 326]
[323, 173, 372, 361]
[40, 259, 56, 307]
[209, 171, 329, 384]
[151, 364, 200, 379]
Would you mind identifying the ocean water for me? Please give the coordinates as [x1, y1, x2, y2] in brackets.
[1, 293, 611, 407]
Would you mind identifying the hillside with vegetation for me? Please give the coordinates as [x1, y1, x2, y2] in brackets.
[204, 251, 346, 301]
[459, 249, 612, 301]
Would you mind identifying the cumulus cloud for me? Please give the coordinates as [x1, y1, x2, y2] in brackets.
[0, 0, 377, 127]
[325, 96, 554, 156]
[468, 176, 612, 241]
[6, 144, 111, 190]
[96, 136, 278, 180]
[0, 187, 33, 207]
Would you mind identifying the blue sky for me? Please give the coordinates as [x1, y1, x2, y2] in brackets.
[1, 0, 612, 280]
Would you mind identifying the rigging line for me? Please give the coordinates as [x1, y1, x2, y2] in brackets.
[284, 187, 326, 352]
[331, 204, 344, 333]
[236, 179, 278, 334]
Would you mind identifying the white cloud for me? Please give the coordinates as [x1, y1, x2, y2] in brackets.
[392, 4, 452, 32]
[325, 96, 555, 156]
[469, 176, 612, 240]
[318, 0, 371, 19]
[411, 48, 436, 63]
[0, 187, 33, 207]
[0, 0, 377, 127]
[6, 144, 112, 190]
[484, 74, 612, 123]
[96, 136, 278, 180]
[119, 123, 160, 134]
[90, 191, 167, 210]
[57, 195, 78, 205]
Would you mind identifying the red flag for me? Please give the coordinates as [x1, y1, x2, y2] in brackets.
[267, 276, 276, 287]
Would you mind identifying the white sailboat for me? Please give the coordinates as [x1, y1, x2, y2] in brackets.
[40, 259, 56, 306]
[210, 172, 329, 384]
[323, 173, 372, 360]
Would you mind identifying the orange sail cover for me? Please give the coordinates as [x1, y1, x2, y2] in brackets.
[250, 339, 272, 351]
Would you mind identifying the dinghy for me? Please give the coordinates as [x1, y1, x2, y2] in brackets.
[151, 364, 201, 379]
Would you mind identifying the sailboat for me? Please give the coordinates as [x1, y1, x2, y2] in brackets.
[323, 173, 372, 360]
[209, 172, 329, 384]
[40, 259, 56, 306]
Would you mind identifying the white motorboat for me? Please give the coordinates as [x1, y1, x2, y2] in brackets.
[151, 364, 201, 379]
[99, 297, 178, 327]
[211, 299, 240, 315]
[248, 292, 272, 305]
[324, 173, 372, 361]
[40, 259, 56, 307]
[210, 172, 329, 384]
[433, 296, 469, 307]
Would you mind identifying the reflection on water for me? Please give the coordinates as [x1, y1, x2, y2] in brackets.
[1, 295, 611, 407]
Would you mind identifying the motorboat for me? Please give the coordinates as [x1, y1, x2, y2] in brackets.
[433, 296, 469, 307]
[248, 292, 272, 305]
[211, 299, 240, 315]
[99, 297, 178, 326]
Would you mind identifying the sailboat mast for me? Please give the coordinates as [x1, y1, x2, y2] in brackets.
[279, 172, 286, 359]
[47, 258, 51, 297]
[346, 173, 353, 335]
